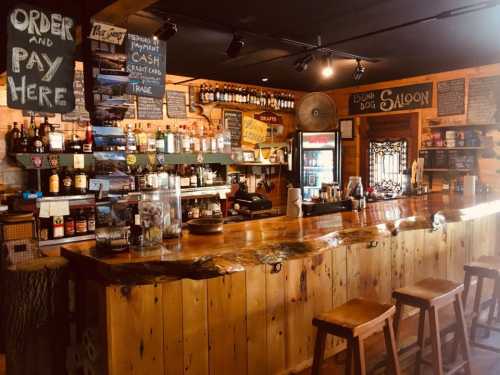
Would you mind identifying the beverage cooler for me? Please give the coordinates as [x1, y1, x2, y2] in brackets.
[292, 131, 342, 201]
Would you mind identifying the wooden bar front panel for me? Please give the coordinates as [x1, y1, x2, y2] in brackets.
[77, 214, 497, 375]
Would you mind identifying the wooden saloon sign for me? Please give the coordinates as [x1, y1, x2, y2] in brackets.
[348, 82, 433, 115]
[7, 4, 76, 113]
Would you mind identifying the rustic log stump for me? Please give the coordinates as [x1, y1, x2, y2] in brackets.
[3, 257, 69, 375]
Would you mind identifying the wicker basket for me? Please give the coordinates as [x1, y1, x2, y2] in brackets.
[2, 239, 41, 266]
[0, 212, 34, 241]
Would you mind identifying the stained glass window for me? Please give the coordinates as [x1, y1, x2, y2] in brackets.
[369, 140, 408, 194]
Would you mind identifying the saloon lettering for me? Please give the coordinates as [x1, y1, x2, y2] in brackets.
[348, 83, 433, 115]
[7, 5, 75, 112]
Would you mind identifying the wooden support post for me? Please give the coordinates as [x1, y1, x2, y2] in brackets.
[3, 257, 69, 375]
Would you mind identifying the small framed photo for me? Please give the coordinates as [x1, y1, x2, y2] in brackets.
[242, 150, 256, 162]
[339, 118, 354, 140]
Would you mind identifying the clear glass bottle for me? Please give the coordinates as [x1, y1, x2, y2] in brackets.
[126, 124, 137, 153]
[47, 125, 65, 153]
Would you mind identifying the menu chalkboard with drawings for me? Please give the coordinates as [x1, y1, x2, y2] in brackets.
[137, 96, 163, 120]
[166, 90, 187, 119]
[223, 109, 242, 148]
[437, 78, 465, 116]
[7, 5, 76, 113]
[467, 75, 500, 124]
[62, 70, 90, 122]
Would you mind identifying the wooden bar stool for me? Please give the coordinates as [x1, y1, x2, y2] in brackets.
[311, 298, 401, 375]
[392, 278, 471, 375]
[463, 255, 500, 353]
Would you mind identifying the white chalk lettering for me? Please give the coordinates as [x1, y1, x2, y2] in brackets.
[10, 7, 72, 41]
[8, 76, 26, 104]
[41, 54, 63, 82]
[26, 51, 44, 72]
[12, 47, 28, 73]
[54, 87, 67, 106]
[39, 86, 52, 108]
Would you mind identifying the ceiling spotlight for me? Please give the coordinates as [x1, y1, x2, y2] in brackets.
[154, 19, 178, 41]
[294, 54, 313, 72]
[261, 77, 269, 82]
[321, 56, 334, 78]
[226, 34, 245, 58]
[353, 59, 366, 81]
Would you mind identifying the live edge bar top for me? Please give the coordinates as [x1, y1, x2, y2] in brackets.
[61, 193, 500, 284]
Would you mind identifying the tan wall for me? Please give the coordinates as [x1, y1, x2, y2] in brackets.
[0, 62, 303, 205]
[326, 63, 500, 191]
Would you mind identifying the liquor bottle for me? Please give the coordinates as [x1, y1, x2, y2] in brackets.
[52, 216, 64, 239]
[49, 169, 60, 196]
[199, 84, 205, 104]
[136, 123, 148, 153]
[126, 124, 137, 153]
[189, 167, 198, 187]
[8, 122, 21, 154]
[28, 116, 36, 139]
[74, 169, 88, 194]
[64, 214, 75, 237]
[40, 116, 50, 147]
[47, 125, 65, 153]
[61, 167, 73, 195]
[68, 132, 82, 153]
[31, 124, 45, 153]
[87, 208, 96, 233]
[135, 166, 147, 191]
[216, 125, 225, 153]
[192, 124, 201, 152]
[75, 209, 88, 235]
[192, 199, 200, 219]
[18, 123, 29, 153]
[146, 123, 156, 152]
[214, 84, 220, 101]
[83, 123, 93, 153]
[180, 167, 190, 188]
[155, 127, 165, 153]
[164, 125, 175, 154]
[182, 125, 191, 153]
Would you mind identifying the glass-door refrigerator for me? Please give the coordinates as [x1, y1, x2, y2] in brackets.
[292, 131, 342, 201]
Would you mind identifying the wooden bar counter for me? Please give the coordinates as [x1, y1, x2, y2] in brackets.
[62, 193, 500, 375]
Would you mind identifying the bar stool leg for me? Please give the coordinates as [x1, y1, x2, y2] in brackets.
[383, 317, 401, 375]
[429, 306, 444, 375]
[414, 308, 426, 375]
[311, 329, 327, 375]
[453, 294, 472, 375]
[346, 339, 353, 375]
[471, 276, 484, 343]
[486, 279, 500, 338]
[463, 272, 472, 307]
[353, 337, 366, 375]
[393, 300, 403, 344]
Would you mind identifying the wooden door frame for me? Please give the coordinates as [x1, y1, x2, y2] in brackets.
[359, 113, 419, 189]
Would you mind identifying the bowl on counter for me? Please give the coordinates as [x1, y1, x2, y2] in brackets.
[187, 218, 224, 234]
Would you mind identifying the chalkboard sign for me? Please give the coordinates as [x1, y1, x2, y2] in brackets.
[223, 109, 242, 148]
[62, 70, 90, 122]
[137, 97, 163, 120]
[7, 5, 76, 113]
[437, 78, 465, 116]
[349, 83, 433, 115]
[127, 34, 166, 98]
[166, 90, 187, 119]
[467, 75, 500, 124]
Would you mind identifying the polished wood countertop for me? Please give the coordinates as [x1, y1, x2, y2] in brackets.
[61, 193, 500, 283]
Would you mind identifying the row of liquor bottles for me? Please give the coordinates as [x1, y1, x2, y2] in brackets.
[40, 208, 96, 241]
[199, 83, 295, 110]
[7, 116, 93, 154]
[44, 164, 224, 196]
[6, 118, 232, 155]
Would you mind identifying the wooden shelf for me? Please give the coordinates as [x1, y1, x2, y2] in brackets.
[420, 147, 483, 151]
[233, 162, 287, 166]
[427, 123, 500, 129]
[202, 101, 294, 114]
[424, 169, 472, 173]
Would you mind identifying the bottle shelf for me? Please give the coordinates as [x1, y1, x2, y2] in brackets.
[423, 169, 472, 173]
[420, 146, 483, 151]
[12, 152, 235, 170]
[38, 233, 95, 247]
[201, 101, 294, 114]
[427, 123, 500, 129]
[180, 185, 231, 199]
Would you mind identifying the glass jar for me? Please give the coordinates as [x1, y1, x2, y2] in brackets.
[136, 191, 164, 250]
[160, 176, 182, 239]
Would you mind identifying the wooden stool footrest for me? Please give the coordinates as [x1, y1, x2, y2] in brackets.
[471, 342, 500, 354]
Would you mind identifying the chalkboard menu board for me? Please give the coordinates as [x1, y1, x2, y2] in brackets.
[467, 75, 500, 124]
[124, 95, 136, 119]
[349, 83, 433, 115]
[223, 110, 242, 148]
[437, 78, 465, 116]
[127, 34, 166, 98]
[137, 97, 163, 120]
[7, 5, 76, 113]
[62, 71, 90, 122]
[166, 91, 187, 119]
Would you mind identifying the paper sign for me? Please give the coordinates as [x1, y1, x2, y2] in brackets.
[89, 179, 110, 191]
[242, 116, 268, 144]
[49, 201, 70, 216]
[88, 22, 127, 45]
[74, 154, 84, 169]
[39, 201, 50, 218]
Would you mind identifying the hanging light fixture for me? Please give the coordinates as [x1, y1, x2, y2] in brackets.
[226, 34, 245, 58]
[352, 59, 366, 81]
[294, 54, 313, 72]
[154, 19, 178, 41]
[321, 55, 334, 78]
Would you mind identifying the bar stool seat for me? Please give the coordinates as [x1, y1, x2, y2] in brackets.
[312, 298, 401, 375]
[393, 278, 471, 375]
[464, 255, 500, 278]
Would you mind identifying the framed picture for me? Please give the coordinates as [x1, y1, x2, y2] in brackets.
[242, 150, 256, 162]
[339, 118, 354, 140]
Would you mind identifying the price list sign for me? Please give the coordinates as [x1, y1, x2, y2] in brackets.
[137, 96, 163, 120]
[223, 109, 242, 148]
[7, 5, 76, 113]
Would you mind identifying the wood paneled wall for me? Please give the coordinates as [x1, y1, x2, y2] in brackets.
[326, 63, 500, 190]
[76, 214, 498, 375]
